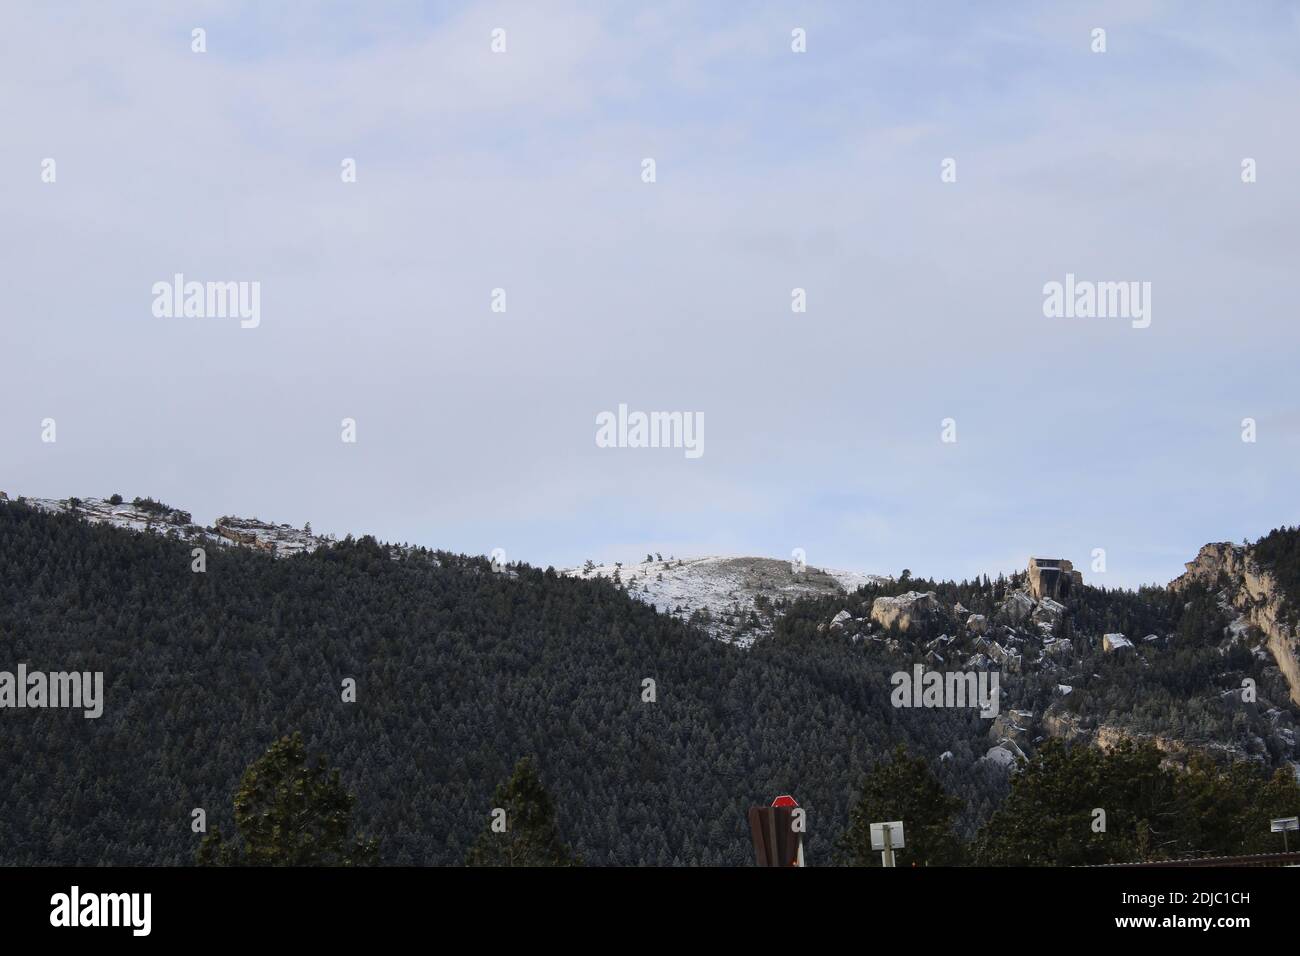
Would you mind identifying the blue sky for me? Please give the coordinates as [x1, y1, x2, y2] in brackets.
[3, 1, 1299, 587]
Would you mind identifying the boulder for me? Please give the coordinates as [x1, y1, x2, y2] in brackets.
[966, 613, 988, 635]
[988, 641, 1023, 673]
[997, 590, 1035, 626]
[1103, 633, 1133, 653]
[1042, 638, 1074, 661]
[983, 744, 1019, 768]
[992, 712, 1032, 744]
[1032, 597, 1066, 628]
[870, 591, 941, 632]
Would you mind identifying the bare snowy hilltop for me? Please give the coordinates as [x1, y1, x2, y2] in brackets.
[560, 556, 891, 646]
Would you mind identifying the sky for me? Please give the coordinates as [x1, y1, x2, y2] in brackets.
[3, 1, 1299, 589]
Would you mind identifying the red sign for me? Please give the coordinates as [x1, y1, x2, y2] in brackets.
[771, 794, 799, 808]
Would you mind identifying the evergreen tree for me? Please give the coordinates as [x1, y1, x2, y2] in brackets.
[196, 732, 377, 866]
[975, 739, 1175, 866]
[837, 745, 964, 866]
[465, 757, 579, 866]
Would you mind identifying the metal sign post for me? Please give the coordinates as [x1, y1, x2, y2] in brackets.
[869, 821, 905, 868]
[1271, 816, 1299, 852]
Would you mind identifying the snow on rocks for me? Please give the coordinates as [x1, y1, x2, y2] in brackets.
[561, 555, 887, 648]
[982, 744, 1020, 768]
[828, 610, 853, 631]
[1102, 633, 1134, 653]
[1031, 597, 1066, 628]
[997, 590, 1036, 625]
[10, 495, 329, 558]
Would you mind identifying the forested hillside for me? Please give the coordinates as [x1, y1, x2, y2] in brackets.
[0, 502, 997, 865]
[1, 502, 1296, 865]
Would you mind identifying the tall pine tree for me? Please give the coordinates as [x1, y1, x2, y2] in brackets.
[196, 732, 378, 866]
[465, 757, 580, 866]
[837, 745, 965, 866]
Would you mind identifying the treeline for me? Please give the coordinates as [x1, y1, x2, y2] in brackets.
[839, 739, 1300, 866]
[199, 732, 1300, 866]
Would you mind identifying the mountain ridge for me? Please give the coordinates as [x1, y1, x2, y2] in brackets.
[2, 493, 1300, 865]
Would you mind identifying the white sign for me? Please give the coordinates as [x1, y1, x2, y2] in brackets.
[1270, 816, 1299, 833]
[870, 821, 905, 851]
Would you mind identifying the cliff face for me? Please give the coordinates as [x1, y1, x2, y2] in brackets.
[1172, 542, 1300, 706]
[1036, 709, 1245, 767]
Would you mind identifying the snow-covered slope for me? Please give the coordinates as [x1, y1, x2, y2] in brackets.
[6, 494, 329, 558]
[561, 555, 889, 646]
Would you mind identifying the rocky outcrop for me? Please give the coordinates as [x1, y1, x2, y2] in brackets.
[870, 591, 941, 632]
[1040, 708, 1252, 768]
[987, 641, 1022, 672]
[996, 590, 1035, 625]
[213, 516, 320, 556]
[991, 711, 1035, 749]
[983, 743, 1022, 768]
[1041, 708, 1089, 742]
[1032, 597, 1066, 630]
[9, 494, 330, 560]
[1042, 637, 1073, 661]
[1095, 724, 1252, 767]
[1172, 543, 1300, 706]
[1027, 557, 1083, 600]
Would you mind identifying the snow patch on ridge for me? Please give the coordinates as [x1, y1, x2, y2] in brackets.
[561, 555, 889, 647]
[9, 495, 329, 558]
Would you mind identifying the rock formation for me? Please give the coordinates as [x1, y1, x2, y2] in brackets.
[1102, 633, 1133, 653]
[1027, 557, 1083, 600]
[1172, 542, 1300, 706]
[996, 590, 1035, 625]
[870, 590, 941, 632]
